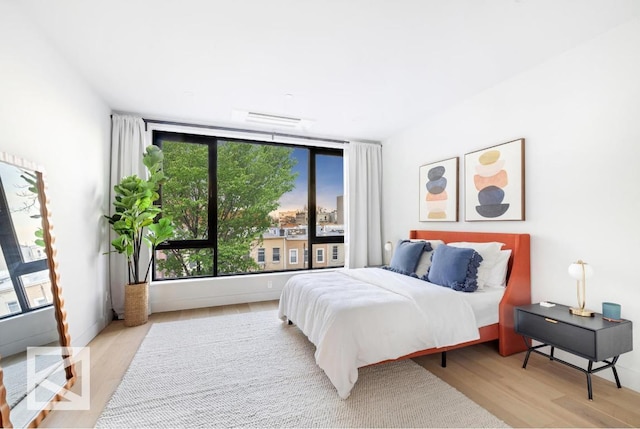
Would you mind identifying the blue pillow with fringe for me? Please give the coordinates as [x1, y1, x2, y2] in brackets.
[382, 240, 428, 276]
[424, 244, 483, 292]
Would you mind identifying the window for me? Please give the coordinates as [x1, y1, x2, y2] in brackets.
[33, 297, 47, 307]
[0, 163, 52, 319]
[316, 248, 325, 263]
[332, 245, 339, 261]
[6, 301, 20, 314]
[153, 131, 344, 279]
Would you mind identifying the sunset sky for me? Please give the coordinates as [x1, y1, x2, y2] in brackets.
[276, 148, 343, 214]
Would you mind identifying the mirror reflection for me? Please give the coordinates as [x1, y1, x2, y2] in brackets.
[0, 156, 70, 428]
[0, 161, 52, 314]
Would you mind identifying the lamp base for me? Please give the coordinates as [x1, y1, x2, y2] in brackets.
[569, 307, 595, 317]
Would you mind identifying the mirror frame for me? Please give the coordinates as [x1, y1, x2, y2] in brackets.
[0, 152, 75, 428]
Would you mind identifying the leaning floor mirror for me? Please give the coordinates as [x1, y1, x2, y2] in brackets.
[0, 152, 75, 428]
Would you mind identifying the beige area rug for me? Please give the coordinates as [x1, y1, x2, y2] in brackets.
[96, 310, 509, 428]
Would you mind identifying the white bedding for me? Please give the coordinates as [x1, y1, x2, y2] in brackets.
[278, 267, 496, 398]
[463, 285, 506, 327]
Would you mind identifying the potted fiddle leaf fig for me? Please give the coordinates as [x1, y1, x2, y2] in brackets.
[105, 145, 174, 326]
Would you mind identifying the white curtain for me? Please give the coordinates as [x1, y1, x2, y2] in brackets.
[108, 114, 148, 319]
[345, 141, 383, 268]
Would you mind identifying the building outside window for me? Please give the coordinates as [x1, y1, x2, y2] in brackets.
[152, 131, 345, 280]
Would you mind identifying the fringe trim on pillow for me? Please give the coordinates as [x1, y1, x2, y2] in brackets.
[450, 251, 483, 292]
[412, 240, 433, 252]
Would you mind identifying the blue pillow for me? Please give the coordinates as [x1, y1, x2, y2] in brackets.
[425, 244, 483, 292]
[383, 240, 427, 276]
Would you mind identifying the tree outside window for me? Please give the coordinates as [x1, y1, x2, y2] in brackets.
[152, 131, 344, 280]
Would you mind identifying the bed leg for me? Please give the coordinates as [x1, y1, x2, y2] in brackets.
[441, 351, 447, 368]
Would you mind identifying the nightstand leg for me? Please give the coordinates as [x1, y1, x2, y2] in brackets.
[587, 361, 594, 400]
[521, 336, 531, 368]
[549, 346, 555, 361]
[611, 356, 622, 388]
[522, 349, 532, 368]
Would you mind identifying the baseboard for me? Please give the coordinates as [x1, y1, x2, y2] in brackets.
[73, 316, 110, 348]
[150, 290, 281, 313]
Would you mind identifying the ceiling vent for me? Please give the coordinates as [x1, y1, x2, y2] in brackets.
[232, 110, 314, 130]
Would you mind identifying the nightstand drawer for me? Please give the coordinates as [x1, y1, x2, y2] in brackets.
[516, 311, 595, 359]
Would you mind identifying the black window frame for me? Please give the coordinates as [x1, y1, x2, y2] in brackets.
[152, 130, 344, 280]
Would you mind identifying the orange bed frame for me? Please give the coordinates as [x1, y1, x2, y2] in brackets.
[383, 230, 531, 362]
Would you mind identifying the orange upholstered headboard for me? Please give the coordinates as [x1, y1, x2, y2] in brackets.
[409, 230, 531, 356]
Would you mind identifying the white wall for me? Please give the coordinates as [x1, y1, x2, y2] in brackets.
[151, 272, 291, 313]
[0, 2, 111, 350]
[0, 308, 58, 357]
[382, 18, 640, 392]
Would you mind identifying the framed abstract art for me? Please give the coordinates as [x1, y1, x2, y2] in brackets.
[419, 157, 459, 222]
[464, 138, 525, 221]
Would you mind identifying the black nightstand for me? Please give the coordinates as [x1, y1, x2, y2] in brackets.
[515, 303, 633, 400]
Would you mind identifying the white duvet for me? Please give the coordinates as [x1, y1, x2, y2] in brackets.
[277, 267, 480, 398]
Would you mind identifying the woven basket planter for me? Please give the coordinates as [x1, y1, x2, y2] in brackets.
[124, 282, 149, 327]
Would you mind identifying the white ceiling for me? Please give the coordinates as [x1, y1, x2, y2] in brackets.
[14, 0, 640, 142]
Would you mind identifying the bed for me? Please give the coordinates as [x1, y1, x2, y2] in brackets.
[278, 230, 531, 398]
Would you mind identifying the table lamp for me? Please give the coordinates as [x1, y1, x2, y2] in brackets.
[567, 260, 595, 317]
[384, 241, 393, 264]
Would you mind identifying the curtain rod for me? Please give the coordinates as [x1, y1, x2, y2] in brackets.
[142, 118, 349, 145]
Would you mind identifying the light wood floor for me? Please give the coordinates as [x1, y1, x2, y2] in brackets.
[37, 300, 640, 428]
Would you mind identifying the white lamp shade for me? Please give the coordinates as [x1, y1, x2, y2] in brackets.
[568, 261, 594, 280]
[384, 241, 393, 252]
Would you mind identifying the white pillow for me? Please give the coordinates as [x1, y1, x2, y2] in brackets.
[448, 241, 505, 289]
[410, 239, 445, 278]
[485, 249, 512, 288]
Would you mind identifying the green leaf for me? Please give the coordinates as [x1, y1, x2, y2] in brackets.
[147, 217, 175, 247]
[106, 146, 175, 280]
